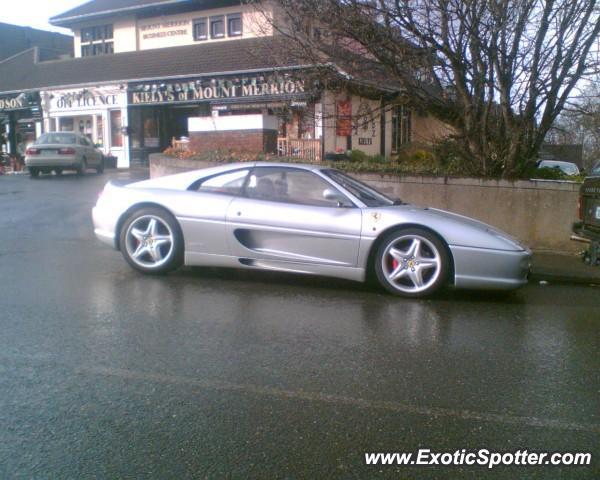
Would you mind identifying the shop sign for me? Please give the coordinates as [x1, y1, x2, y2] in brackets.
[336, 100, 352, 137]
[53, 90, 119, 110]
[0, 94, 27, 111]
[140, 20, 189, 40]
[354, 100, 377, 138]
[130, 76, 306, 105]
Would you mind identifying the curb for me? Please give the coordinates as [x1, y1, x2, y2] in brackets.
[530, 272, 600, 286]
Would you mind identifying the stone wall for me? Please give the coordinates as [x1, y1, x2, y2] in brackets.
[149, 154, 581, 252]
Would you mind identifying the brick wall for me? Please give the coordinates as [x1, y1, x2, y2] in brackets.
[189, 129, 277, 154]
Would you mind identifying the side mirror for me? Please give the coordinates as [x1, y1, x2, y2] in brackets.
[323, 188, 347, 207]
[94, 143, 102, 148]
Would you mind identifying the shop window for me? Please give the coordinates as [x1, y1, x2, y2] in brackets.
[210, 16, 225, 39]
[142, 109, 159, 148]
[391, 105, 411, 153]
[81, 28, 94, 42]
[193, 18, 208, 41]
[227, 13, 243, 37]
[80, 24, 114, 57]
[110, 110, 123, 147]
[60, 117, 74, 132]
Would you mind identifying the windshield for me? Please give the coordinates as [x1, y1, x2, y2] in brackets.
[322, 169, 394, 207]
[35, 133, 77, 145]
[592, 163, 600, 176]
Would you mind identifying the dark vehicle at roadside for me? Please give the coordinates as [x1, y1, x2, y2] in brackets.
[536, 159, 580, 176]
[573, 162, 600, 265]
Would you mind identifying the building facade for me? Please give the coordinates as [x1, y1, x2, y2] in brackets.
[0, 0, 449, 169]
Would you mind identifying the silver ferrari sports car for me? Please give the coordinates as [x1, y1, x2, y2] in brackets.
[92, 162, 531, 297]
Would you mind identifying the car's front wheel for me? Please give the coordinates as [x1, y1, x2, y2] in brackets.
[119, 207, 184, 274]
[374, 228, 449, 297]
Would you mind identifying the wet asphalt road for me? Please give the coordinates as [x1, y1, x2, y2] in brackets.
[0, 169, 598, 479]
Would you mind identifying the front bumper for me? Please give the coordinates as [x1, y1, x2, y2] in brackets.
[92, 205, 118, 249]
[450, 245, 532, 290]
[572, 222, 600, 242]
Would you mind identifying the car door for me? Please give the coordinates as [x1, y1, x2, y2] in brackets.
[175, 167, 251, 258]
[79, 135, 97, 165]
[87, 136, 102, 165]
[226, 166, 362, 267]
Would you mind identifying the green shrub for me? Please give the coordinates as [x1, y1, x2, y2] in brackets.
[349, 149, 369, 163]
[163, 145, 584, 181]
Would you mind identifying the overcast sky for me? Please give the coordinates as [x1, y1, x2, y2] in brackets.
[2, 0, 87, 34]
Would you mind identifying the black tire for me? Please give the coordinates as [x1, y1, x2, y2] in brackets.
[54, 168, 63, 176]
[77, 159, 87, 176]
[96, 157, 104, 174]
[119, 207, 184, 275]
[374, 227, 450, 298]
[29, 167, 39, 178]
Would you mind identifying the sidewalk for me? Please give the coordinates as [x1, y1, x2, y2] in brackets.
[531, 251, 600, 285]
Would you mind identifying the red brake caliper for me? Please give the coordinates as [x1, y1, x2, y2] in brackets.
[392, 258, 399, 270]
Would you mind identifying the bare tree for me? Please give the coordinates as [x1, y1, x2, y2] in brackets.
[258, 0, 600, 176]
[548, 79, 600, 171]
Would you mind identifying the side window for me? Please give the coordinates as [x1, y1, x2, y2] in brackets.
[227, 13, 243, 37]
[210, 16, 225, 38]
[193, 169, 250, 195]
[79, 137, 88, 146]
[245, 167, 352, 207]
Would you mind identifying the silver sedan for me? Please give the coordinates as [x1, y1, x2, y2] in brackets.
[25, 132, 104, 177]
[92, 163, 531, 297]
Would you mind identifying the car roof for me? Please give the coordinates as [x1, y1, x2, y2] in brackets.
[539, 159, 578, 167]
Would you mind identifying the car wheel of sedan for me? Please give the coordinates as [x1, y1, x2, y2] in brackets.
[77, 159, 87, 176]
[96, 158, 104, 174]
[375, 228, 449, 297]
[29, 167, 39, 178]
[120, 207, 184, 274]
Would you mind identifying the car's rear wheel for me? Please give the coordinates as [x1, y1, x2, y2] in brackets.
[119, 207, 184, 274]
[374, 228, 449, 297]
[29, 167, 39, 178]
[54, 168, 63, 176]
[96, 157, 104, 174]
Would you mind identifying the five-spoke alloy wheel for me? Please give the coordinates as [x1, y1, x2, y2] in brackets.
[375, 228, 449, 297]
[120, 207, 183, 274]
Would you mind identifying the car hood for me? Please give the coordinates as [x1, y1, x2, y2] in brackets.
[370, 205, 527, 251]
[428, 208, 526, 249]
